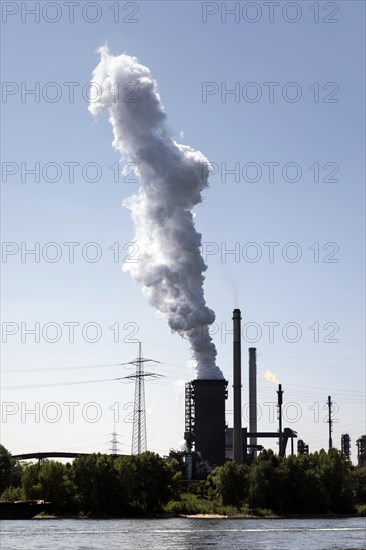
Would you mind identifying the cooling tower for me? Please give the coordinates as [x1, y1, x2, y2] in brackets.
[192, 379, 228, 467]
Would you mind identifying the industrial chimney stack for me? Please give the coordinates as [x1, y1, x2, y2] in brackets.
[249, 347, 257, 458]
[232, 309, 242, 464]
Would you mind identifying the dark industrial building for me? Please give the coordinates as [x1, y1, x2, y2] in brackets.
[356, 435, 366, 467]
[341, 433, 351, 459]
[185, 379, 228, 468]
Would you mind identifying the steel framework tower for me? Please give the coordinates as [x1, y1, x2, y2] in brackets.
[341, 433, 351, 459]
[124, 342, 160, 455]
[184, 381, 195, 452]
[109, 425, 121, 456]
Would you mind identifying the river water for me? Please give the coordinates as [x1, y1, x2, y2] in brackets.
[1, 517, 365, 549]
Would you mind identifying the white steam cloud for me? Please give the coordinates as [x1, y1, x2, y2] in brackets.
[89, 47, 223, 379]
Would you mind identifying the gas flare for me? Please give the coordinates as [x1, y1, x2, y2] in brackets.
[263, 370, 279, 384]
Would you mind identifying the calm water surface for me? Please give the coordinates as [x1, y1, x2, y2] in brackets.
[1, 517, 365, 550]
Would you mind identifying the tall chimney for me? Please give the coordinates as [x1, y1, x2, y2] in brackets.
[249, 347, 257, 458]
[277, 383, 283, 456]
[232, 309, 242, 464]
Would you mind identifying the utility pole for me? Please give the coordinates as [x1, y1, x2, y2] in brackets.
[327, 395, 333, 451]
[124, 342, 161, 455]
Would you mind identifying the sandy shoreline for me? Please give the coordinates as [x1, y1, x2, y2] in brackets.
[32, 512, 363, 520]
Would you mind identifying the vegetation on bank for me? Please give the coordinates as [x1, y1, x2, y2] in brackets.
[1, 444, 365, 517]
[0, 445, 179, 516]
[167, 449, 365, 516]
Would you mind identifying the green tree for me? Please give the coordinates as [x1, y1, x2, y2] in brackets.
[0, 445, 22, 493]
[318, 448, 355, 513]
[128, 451, 176, 513]
[352, 466, 366, 503]
[22, 460, 75, 513]
[0, 485, 24, 501]
[248, 449, 283, 512]
[72, 454, 124, 516]
[279, 454, 327, 514]
[167, 458, 183, 498]
[208, 460, 249, 507]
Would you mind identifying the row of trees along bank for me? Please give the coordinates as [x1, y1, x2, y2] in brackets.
[1, 445, 365, 516]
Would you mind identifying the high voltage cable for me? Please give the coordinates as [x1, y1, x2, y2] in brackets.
[2, 361, 364, 399]
[2, 362, 135, 373]
[3, 359, 365, 395]
[2, 376, 137, 390]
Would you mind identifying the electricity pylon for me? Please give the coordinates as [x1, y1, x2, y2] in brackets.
[124, 342, 160, 455]
[109, 425, 121, 456]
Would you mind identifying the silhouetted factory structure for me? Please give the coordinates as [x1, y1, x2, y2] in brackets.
[175, 308, 365, 478]
[356, 436, 366, 467]
[185, 379, 228, 468]
[341, 433, 351, 460]
[178, 308, 365, 479]
[182, 308, 298, 476]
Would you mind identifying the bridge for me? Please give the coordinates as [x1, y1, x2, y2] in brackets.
[12, 452, 126, 461]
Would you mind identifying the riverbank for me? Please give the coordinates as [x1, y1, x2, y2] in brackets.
[181, 512, 366, 519]
[31, 509, 366, 520]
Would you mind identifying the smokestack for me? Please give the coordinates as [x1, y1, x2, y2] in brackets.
[249, 347, 257, 458]
[277, 383, 283, 456]
[232, 309, 242, 463]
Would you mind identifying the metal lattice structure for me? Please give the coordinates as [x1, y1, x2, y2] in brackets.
[184, 382, 195, 452]
[109, 425, 121, 456]
[124, 343, 161, 455]
[341, 433, 351, 459]
[356, 436, 366, 467]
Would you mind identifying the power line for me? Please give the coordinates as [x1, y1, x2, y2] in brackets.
[1, 376, 134, 390]
[1, 363, 121, 373]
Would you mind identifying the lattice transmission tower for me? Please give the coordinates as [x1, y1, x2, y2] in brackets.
[124, 342, 161, 455]
[109, 425, 121, 456]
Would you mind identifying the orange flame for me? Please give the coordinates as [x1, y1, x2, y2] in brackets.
[263, 370, 279, 384]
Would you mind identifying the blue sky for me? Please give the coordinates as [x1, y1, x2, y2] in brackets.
[1, 1, 365, 461]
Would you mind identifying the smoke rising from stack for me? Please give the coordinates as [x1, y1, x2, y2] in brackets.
[89, 47, 223, 379]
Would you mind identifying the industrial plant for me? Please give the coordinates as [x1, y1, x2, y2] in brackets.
[177, 309, 295, 478]
[164, 308, 365, 479]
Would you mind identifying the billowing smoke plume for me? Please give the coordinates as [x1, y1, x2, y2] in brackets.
[89, 47, 223, 379]
[263, 370, 279, 384]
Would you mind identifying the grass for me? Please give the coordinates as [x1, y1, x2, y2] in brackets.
[355, 503, 366, 516]
[163, 493, 276, 517]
